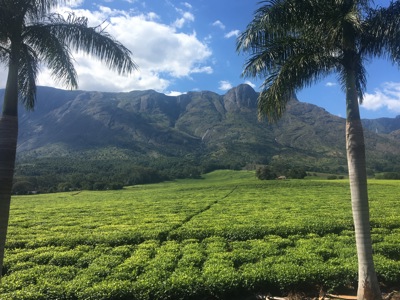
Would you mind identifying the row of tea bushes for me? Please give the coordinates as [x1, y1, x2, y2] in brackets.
[3, 233, 400, 299]
[2, 171, 400, 299]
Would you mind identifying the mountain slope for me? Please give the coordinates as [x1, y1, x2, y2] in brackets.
[1, 84, 400, 183]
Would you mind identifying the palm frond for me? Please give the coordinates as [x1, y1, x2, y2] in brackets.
[25, 0, 66, 21]
[24, 22, 78, 89]
[237, 0, 376, 122]
[238, 0, 344, 122]
[361, 1, 400, 63]
[0, 46, 9, 65]
[258, 49, 339, 122]
[18, 44, 39, 110]
[2, 0, 137, 112]
[44, 13, 137, 75]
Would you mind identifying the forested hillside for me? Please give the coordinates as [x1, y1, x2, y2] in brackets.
[1, 84, 399, 193]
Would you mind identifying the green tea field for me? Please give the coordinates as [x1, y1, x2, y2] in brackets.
[1, 170, 400, 299]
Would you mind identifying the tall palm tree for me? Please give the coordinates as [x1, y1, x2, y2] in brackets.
[0, 0, 136, 279]
[237, 0, 400, 298]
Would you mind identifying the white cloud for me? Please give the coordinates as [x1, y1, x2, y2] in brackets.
[244, 80, 256, 89]
[172, 11, 194, 29]
[325, 82, 337, 87]
[166, 90, 186, 96]
[182, 11, 194, 21]
[219, 80, 232, 91]
[363, 82, 400, 112]
[168, 1, 195, 29]
[65, 0, 84, 8]
[191, 66, 213, 74]
[173, 18, 186, 29]
[212, 20, 225, 30]
[224, 30, 240, 39]
[0, 5, 213, 93]
[146, 12, 160, 21]
[182, 2, 192, 9]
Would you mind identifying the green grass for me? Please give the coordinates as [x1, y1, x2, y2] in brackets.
[1, 170, 400, 299]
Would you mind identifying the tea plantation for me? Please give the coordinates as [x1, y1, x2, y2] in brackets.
[1, 170, 400, 299]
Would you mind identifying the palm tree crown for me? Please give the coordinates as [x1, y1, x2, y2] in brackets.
[0, 0, 137, 112]
[0, 0, 136, 281]
[237, 0, 400, 299]
[237, 0, 400, 122]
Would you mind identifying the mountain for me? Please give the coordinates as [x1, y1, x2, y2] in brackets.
[1, 84, 400, 191]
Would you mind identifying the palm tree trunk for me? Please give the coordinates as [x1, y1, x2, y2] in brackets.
[345, 67, 381, 300]
[0, 59, 19, 280]
[0, 116, 18, 280]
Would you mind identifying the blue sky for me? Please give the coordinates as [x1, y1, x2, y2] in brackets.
[1, 0, 399, 119]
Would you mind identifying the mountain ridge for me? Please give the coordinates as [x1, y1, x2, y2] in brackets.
[1, 84, 400, 188]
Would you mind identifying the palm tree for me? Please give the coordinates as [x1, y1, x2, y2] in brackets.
[237, 0, 400, 298]
[0, 0, 136, 279]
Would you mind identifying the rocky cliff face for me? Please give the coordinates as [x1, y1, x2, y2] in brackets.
[223, 84, 258, 112]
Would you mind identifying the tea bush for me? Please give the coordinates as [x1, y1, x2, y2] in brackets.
[1, 171, 400, 299]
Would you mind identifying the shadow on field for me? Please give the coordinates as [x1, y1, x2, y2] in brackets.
[220, 290, 400, 300]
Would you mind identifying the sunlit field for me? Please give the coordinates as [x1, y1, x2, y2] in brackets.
[1, 170, 400, 299]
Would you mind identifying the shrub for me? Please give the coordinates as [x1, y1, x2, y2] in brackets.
[287, 167, 307, 179]
[375, 172, 400, 180]
[255, 166, 276, 180]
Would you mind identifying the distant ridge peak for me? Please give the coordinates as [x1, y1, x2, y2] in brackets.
[223, 84, 258, 111]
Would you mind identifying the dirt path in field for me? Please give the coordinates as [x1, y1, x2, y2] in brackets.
[181, 185, 238, 224]
[164, 185, 238, 240]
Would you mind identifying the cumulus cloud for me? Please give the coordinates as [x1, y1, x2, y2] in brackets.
[0, 4, 212, 93]
[219, 80, 232, 91]
[212, 20, 225, 30]
[224, 30, 240, 39]
[363, 82, 400, 113]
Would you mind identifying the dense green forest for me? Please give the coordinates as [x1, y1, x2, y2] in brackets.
[13, 156, 229, 194]
[13, 152, 400, 194]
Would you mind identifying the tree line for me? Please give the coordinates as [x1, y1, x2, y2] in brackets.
[11, 156, 240, 194]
